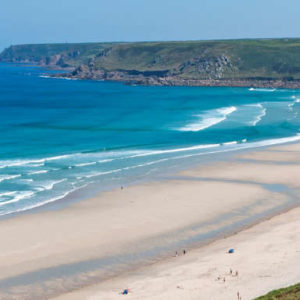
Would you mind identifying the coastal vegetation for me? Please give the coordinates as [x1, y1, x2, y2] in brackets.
[2, 39, 300, 87]
[255, 283, 300, 300]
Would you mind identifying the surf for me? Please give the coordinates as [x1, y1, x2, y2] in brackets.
[178, 106, 237, 132]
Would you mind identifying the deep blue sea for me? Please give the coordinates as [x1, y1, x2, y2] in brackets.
[1, 62, 300, 216]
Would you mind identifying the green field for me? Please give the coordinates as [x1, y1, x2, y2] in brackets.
[1, 38, 300, 81]
[255, 283, 300, 300]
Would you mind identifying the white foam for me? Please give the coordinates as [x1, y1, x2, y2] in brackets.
[0, 153, 78, 169]
[178, 106, 237, 132]
[98, 159, 114, 163]
[28, 170, 49, 175]
[127, 143, 221, 158]
[247, 104, 267, 126]
[0, 191, 35, 207]
[0, 189, 76, 216]
[2, 133, 300, 216]
[249, 88, 276, 92]
[0, 174, 21, 182]
[0, 191, 17, 198]
[222, 141, 238, 146]
[84, 169, 123, 178]
[35, 179, 67, 191]
[74, 162, 97, 167]
[165, 134, 300, 161]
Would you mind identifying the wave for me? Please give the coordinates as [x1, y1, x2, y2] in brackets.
[249, 88, 276, 92]
[0, 144, 222, 172]
[98, 159, 114, 163]
[178, 106, 237, 132]
[1, 134, 300, 216]
[222, 141, 238, 146]
[0, 191, 35, 207]
[34, 179, 67, 191]
[0, 174, 21, 183]
[246, 104, 267, 126]
[0, 153, 78, 169]
[128, 143, 221, 158]
[165, 134, 300, 162]
[28, 170, 49, 175]
[0, 191, 17, 198]
[0, 186, 84, 216]
[74, 162, 97, 167]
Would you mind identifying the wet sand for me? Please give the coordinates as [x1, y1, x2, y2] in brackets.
[54, 205, 300, 300]
[0, 143, 299, 299]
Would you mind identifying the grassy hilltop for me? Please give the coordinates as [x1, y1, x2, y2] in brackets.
[1, 39, 300, 86]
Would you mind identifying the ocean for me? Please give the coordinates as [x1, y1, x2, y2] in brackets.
[1, 62, 300, 216]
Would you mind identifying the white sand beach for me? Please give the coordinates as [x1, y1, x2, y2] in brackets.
[0, 143, 299, 299]
[55, 204, 300, 300]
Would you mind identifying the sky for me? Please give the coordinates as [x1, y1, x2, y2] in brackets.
[0, 0, 300, 51]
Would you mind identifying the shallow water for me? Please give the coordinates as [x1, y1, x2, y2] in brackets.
[1, 62, 300, 216]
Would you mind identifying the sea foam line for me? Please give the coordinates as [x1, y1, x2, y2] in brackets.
[1, 134, 300, 216]
[74, 162, 97, 167]
[246, 104, 267, 126]
[34, 179, 67, 191]
[249, 88, 276, 92]
[0, 191, 17, 198]
[28, 170, 49, 175]
[0, 174, 21, 183]
[0, 191, 35, 207]
[178, 106, 237, 132]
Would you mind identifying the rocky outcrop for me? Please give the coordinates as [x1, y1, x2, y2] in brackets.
[174, 55, 234, 79]
[54, 63, 300, 89]
[58, 55, 234, 82]
[4, 39, 300, 89]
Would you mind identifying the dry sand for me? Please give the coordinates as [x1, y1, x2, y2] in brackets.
[0, 143, 299, 299]
[54, 205, 300, 300]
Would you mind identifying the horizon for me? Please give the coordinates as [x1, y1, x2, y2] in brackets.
[3, 36, 300, 50]
[1, 0, 300, 51]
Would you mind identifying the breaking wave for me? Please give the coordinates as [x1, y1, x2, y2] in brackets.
[178, 106, 237, 132]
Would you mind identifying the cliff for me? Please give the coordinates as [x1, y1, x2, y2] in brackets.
[2, 39, 300, 87]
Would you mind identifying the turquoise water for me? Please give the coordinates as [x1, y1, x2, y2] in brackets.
[1, 62, 300, 216]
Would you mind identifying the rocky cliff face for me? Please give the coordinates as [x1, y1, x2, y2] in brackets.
[3, 39, 300, 88]
[174, 55, 234, 79]
[65, 54, 234, 82]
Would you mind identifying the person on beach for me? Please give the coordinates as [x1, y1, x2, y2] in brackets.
[183, 249, 186, 255]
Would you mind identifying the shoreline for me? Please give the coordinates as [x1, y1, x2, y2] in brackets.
[0, 142, 300, 299]
[3, 61, 300, 90]
[56, 72, 300, 89]
[2, 134, 300, 221]
[54, 202, 300, 300]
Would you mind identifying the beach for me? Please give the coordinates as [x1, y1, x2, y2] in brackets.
[0, 142, 299, 299]
[55, 201, 300, 300]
